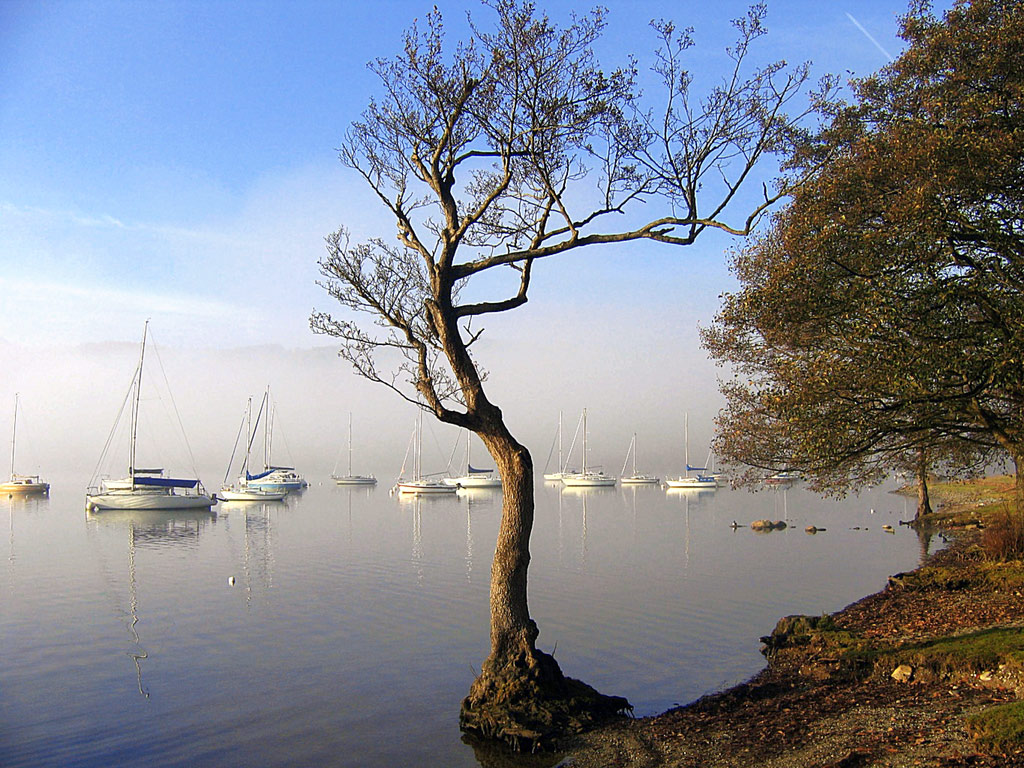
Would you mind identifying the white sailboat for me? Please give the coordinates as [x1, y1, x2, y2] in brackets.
[619, 432, 660, 485]
[444, 431, 502, 488]
[219, 397, 287, 502]
[1, 393, 49, 495]
[395, 411, 457, 495]
[332, 413, 377, 486]
[542, 411, 578, 482]
[665, 413, 717, 490]
[561, 409, 616, 487]
[764, 470, 799, 486]
[244, 386, 307, 492]
[86, 323, 213, 511]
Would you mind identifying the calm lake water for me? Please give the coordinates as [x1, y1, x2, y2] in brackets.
[2, 476, 936, 767]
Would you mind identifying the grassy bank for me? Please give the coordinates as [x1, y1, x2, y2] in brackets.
[912, 474, 1019, 526]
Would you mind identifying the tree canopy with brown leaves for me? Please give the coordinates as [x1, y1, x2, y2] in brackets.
[703, 0, 1024, 511]
[312, 0, 821, 748]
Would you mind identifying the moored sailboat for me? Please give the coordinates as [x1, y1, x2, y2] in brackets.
[444, 431, 501, 488]
[219, 397, 287, 502]
[542, 411, 580, 482]
[244, 386, 307, 492]
[86, 323, 213, 511]
[665, 413, 717, 490]
[332, 413, 377, 486]
[561, 409, 616, 487]
[764, 470, 799, 486]
[1, 394, 49, 495]
[395, 411, 457, 495]
[619, 432, 660, 485]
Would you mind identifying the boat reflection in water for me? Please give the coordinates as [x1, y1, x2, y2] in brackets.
[86, 507, 218, 697]
[86, 507, 218, 546]
[218, 501, 282, 600]
[5, 488, 50, 569]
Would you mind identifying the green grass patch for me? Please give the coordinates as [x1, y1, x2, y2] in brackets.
[926, 507, 992, 527]
[917, 475, 1020, 529]
[890, 565, 973, 591]
[886, 627, 1024, 681]
[929, 475, 1018, 503]
[967, 701, 1024, 754]
[977, 561, 1024, 591]
[784, 625, 1024, 684]
[890, 560, 1024, 593]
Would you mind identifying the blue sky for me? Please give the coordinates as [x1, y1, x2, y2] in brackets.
[0, 0, 950, 477]
[0, 0, 929, 346]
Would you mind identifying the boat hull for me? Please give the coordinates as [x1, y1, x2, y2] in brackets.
[246, 470, 307, 492]
[397, 481, 458, 495]
[444, 476, 502, 488]
[620, 476, 660, 485]
[1, 480, 50, 495]
[333, 475, 378, 486]
[247, 479, 305, 491]
[218, 487, 287, 501]
[561, 474, 617, 487]
[665, 477, 717, 489]
[87, 490, 214, 510]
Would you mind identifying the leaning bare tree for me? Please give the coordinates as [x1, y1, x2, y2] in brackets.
[312, 0, 820, 749]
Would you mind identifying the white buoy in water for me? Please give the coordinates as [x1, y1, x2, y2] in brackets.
[228, 576, 235, 586]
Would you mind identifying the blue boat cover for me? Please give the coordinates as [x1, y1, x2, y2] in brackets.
[686, 464, 708, 472]
[468, 464, 494, 474]
[133, 476, 199, 489]
[245, 466, 295, 481]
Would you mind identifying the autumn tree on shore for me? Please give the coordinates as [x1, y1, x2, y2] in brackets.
[312, 0, 820, 748]
[703, 0, 1023, 515]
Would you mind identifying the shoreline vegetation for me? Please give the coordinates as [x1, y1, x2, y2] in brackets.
[545, 475, 1024, 767]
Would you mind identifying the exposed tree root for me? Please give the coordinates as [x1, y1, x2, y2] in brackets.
[460, 645, 632, 753]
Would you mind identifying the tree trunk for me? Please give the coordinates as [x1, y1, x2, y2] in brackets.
[428, 288, 628, 749]
[482, 430, 536, 661]
[1013, 450, 1023, 515]
[916, 449, 932, 520]
[967, 399, 1022, 514]
[458, 425, 630, 751]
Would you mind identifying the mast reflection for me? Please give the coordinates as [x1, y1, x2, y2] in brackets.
[221, 501, 279, 600]
[86, 507, 218, 696]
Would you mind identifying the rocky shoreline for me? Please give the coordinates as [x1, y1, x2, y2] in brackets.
[550, 486, 1024, 767]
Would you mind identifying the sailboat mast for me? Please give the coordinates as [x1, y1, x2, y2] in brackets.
[129, 322, 149, 484]
[633, 432, 638, 476]
[263, 385, 272, 470]
[582, 408, 588, 474]
[557, 410, 563, 473]
[348, 413, 354, 477]
[684, 412, 689, 476]
[416, 410, 422, 481]
[10, 393, 18, 480]
[620, 433, 634, 478]
[243, 397, 252, 476]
